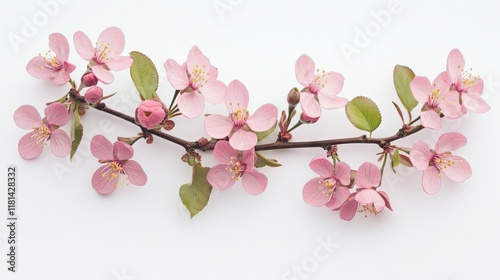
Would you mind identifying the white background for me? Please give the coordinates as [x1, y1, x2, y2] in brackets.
[1, 0, 499, 279]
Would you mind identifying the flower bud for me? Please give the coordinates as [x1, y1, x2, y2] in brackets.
[81, 72, 98, 87]
[135, 100, 166, 129]
[287, 87, 300, 107]
[84, 86, 103, 104]
[299, 112, 319, 124]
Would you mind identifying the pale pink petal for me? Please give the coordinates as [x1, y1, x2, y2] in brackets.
[97, 26, 126, 55]
[91, 165, 117, 195]
[49, 130, 70, 157]
[213, 141, 238, 164]
[309, 157, 334, 178]
[378, 191, 393, 211]
[446, 48, 465, 83]
[64, 61, 76, 74]
[199, 80, 226, 104]
[339, 198, 358, 221]
[73, 31, 94, 61]
[240, 148, 256, 168]
[207, 164, 235, 190]
[303, 177, 331, 206]
[422, 166, 441, 195]
[113, 141, 134, 161]
[300, 91, 321, 118]
[44, 103, 69, 126]
[317, 92, 348, 109]
[164, 59, 189, 90]
[52, 69, 70, 86]
[434, 71, 452, 89]
[318, 72, 344, 96]
[18, 131, 44, 159]
[409, 141, 433, 170]
[186, 46, 210, 74]
[225, 80, 249, 112]
[205, 114, 233, 138]
[355, 162, 381, 189]
[209, 65, 219, 79]
[49, 33, 70, 61]
[355, 189, 383, 205]
[442, 156, 472, 183]
[439, 90, 462, 119]
[334, 162, 351, 186]
[326, 186, 350, 210]
[435, 133, 467, 154]
[123, 160, 147, 186]
[468, 79, 484, 95]
[177, 91, 205, 119]
[26, 56, 53, 79]
[462, 93, 490, 113]
[410, 76, 432, 103]
[90, 135, 113, 161]
[246, 104, 278, 132]
[295, 54, 315, 87]
[420, 110, 441, 130]
[241, 170, 267, 195]
[229, 129, 257, 151]
[105, 56, 133, 71]
[92, 65, 114, 84]
[14, 105, 41, 129]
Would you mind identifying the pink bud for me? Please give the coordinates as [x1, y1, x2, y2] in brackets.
[287, 87, 300, 106]
[300, 112, 319, 124]
[81, 72, 98, 87]
[84, 86, 103, 104]
[136, 100, 166, 129]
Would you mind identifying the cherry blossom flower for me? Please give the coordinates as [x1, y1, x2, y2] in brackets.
[302, 157, 350, 207]
[295, 54, 347, 118]
[13, 103, 70, 159]
[442, 48, 490, 114]
[73, 26, 133, 84]
[26, 33, 76, 86]
[410, 74, 462, 129]
[164, 46, 226, 118]
[135, 100, 166, 129]
[409, 132, 472, 195]
[206, 141, 267, 195]
[204, 80, 278, 151]
[90, 135, 147, 194]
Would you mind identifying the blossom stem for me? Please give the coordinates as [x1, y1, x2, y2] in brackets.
[409, 116, 421, 126]
[168, 90, 180, 111]
[287, 120, 303, 133]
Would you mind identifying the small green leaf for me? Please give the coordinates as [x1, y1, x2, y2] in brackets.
[256, 121, 277, 142]
[130, 51, 158, 100]
[391, 148, 400, 170]
[345, 96, 382, 134]
[254, 151, 282, 168]
[70, 107, 83, 160]
[393, 65, 418, 112]
[179, 165, 213, 218]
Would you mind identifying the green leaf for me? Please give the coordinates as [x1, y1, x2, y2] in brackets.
[345, 96, 382, 134]
[256, 121, 277, 142]
[254, 151, 282, 168]
[129, 51, 158, 100]
[393, 65, 418, 112]
[70, 106, 83, 160]
[391, 148, 400, 171]
[179, 165, 213, 218]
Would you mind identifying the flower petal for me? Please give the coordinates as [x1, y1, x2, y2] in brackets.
[44, 103, 69, 126]
[422, 166, 441, 195]
[309, 157, 334, 178]
[213, 141, 238, 164]
[378, 191, 393, 211]
[105, 56, 133, 71]
[339, 197, 358, 221]
[52, 69, 71, 86]
[442, 156, 472, 183]
[317, 93, 348, 110]
[73, 31, 94, 61]
[186, 46, 210, 74]
[200, 80, 226, 104]
[435, 133, 467, 154]
[334, 162, 351, 186]
[355, 162, 381, 189]
[26, 56, 53, 80]
[225, 80, 249, 112]
[409, 141, 433, 170]
[246, 104, 278, 132]
[14, 105, 41, 129]
[241, 170, 268, 195]
[207, 164, 235, 190]
[240, 148, 256, 168]
[49, 33, 70, 61]
[300, 91, 321, 118]
[113, 141, 134, 161]
[91, 165, 117, 195]
[49, 130, 70, 157]
[90, 135, 113, 161]
[204, 114, 233, 139]
[410, 76, 432, 103]
[295, 54, 315, 87]
[97, 26, 126, 56]
[92, 65, 114, 84]
[439, 90, 462, 119]
[355, 189, 382, 205]
[229, 129, 257, 151]
[446, 48, 465, 84]
[18, 131, 44, 160]
[420, 109, 441, 130]
[326, 186, 350, 210]
[164, 58, 190, 90]
[123, 160, 147, 186]
[462, 93, 490, 113]
[318, 72, 344, 96]
[303, 177, 331, 206]
[177, 91, 205, 119]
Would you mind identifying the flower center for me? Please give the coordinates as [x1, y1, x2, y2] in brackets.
[358, 204, 378, 217]
[102, 161, 123, 183]
[229, 105, 249, 127]
[309, 69, 329, 93]
[428, 86, 445, 108]
[226, 156, 246, 180]
[32, 124, 52, 146]
[190, 64, 209, 89]
[318, 178, 336, 198]
[452, 68, 481, 93]
[39, 50, 61, 70]
[432, 152, 457, 171]
[95, 41, 116, 64]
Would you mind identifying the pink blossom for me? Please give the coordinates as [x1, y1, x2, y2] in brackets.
[409, 132, 472, 195]
[204, 80, 278, 151]
[26, 33, 76, 86]
[135, 100, 166, 129]
[90, 135, 147, 194]
[302, 157, 350, 207]
[84, 86, 103, 104]
[207, 141, 267, 195]
[73, 26, 133, 84]
[442, 48, 490, 114]
[295, 54, 347, 118]
[13, 103, 70, 159]
[164, 46, 227, 118]
[410, 74, 462, 130]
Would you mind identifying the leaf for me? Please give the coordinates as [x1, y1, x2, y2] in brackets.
[399, 154, 413, 167]
[179, 165, 213, 218]
[256, 121, 277, 142]
[345, 96, 382, 134]
[392, 101, 405, 123]
[70, 106, 83, 160]
[393, 65, 418, 112]
[391, 148, 400, 171]
[129, 51, 158, 100]
[254, 152, 282, 168]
